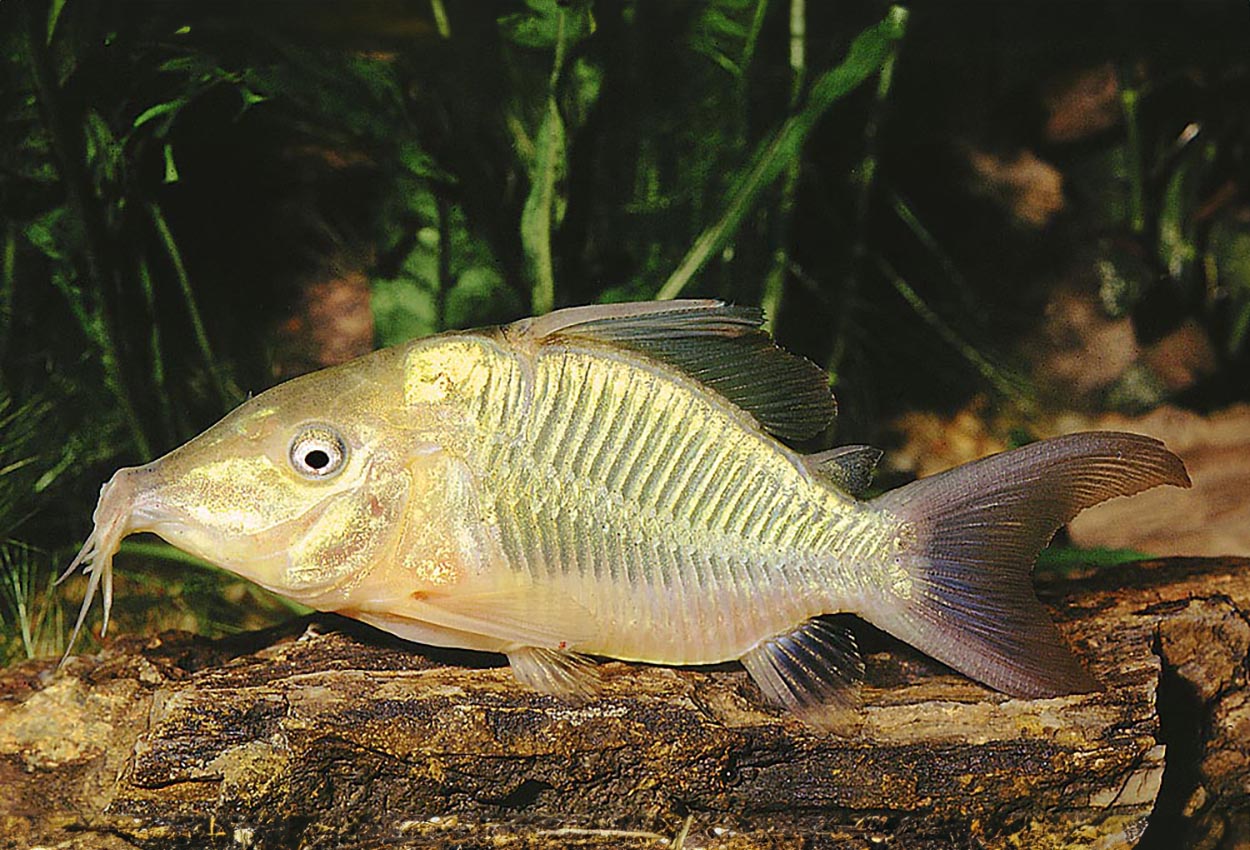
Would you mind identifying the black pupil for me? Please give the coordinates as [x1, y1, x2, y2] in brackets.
[304, 448, 332, 470]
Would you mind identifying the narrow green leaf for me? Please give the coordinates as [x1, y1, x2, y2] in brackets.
[149, 204, 239, 408]
[399, 142, 453, 181]
[1231, 302, 1250, 355]
[0, 225, 14, 361]
[158, 56, 203, 74]
[133, 100, 183, 131]
[806, 5, 907, 113]
[876, 255, 1028, 404]
[1210, 219, 1250, 355]
[46, 0, 67, 45]
[518, 4, 576, 315]
[22, 209, 67, 261]
[1119, 80, 1145, 235]
[162, 143, 179, 184]
[430, 0, 451, 38]
[239, 88, 267, 108]
[1036, 546, 1152, 570]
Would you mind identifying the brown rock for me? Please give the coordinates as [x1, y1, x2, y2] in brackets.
[1021, 285, 1141, 406]
[1142, 320, 1218, 394]
[966, 148, 1066, 228]
[1042, 63, 1122, 144]
[271, 267, 375, 380]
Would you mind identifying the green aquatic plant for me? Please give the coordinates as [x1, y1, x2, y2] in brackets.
[0, 543, 63, 663]
[0, 393, 68, 663]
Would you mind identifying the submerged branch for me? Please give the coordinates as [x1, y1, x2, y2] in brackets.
[6, 556, 1248, 848]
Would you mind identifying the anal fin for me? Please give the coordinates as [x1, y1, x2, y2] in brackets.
[508, 646, 602, 702]
[739, 617, 865, 728]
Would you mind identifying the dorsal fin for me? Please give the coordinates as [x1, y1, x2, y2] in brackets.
[805, 445, 883, 496]
[506, 300, 837, 441]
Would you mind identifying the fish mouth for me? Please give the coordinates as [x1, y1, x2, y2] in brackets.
[57, 465, 154, 663]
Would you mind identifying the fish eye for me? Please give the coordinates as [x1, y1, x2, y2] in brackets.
[289, 424, 348, 480]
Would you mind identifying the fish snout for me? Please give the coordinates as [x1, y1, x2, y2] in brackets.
[110, 463, 171, 526]
[92, 463, 162, 535]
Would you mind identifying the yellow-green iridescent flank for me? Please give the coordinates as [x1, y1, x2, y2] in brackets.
[62, 300, 1191, 722]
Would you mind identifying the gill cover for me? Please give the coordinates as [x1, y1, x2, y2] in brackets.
[280, 455, 410, 596]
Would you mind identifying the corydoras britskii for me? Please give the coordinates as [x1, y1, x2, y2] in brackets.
[61, 300, 1190, 723]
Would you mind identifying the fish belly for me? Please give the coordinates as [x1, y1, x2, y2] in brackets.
[468, 343, 874, 665]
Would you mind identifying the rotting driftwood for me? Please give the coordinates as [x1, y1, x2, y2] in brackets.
[1, 557, 1248, 850]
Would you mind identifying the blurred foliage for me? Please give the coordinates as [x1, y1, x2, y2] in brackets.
[0, 0, 1247, 660]
[1084, 57, 1250, 390]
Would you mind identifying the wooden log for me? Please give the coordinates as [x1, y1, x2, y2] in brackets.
[1, 557, 1248, 849]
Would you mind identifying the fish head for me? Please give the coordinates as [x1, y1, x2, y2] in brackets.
[61, 346, 431, 655]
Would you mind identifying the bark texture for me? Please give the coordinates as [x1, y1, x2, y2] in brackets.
[1, 557, 1248, 850]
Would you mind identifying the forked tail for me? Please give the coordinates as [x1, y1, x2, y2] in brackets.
[863, 431, 1190, 697]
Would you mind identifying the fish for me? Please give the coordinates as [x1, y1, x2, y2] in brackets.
[61, 300, 1191, 722]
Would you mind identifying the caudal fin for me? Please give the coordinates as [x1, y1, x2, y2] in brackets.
[864, 431, 1190, 697]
